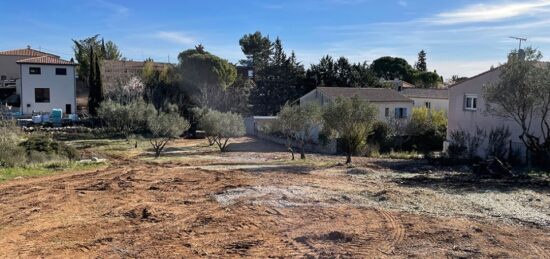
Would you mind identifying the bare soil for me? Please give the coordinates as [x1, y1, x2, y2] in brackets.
[0, 137, 549, 258]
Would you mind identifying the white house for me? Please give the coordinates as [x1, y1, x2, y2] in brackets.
[300, 87, 414, 121]
[447, 66, 544, 160]
[400, 88, 449, 113]
[0, 47, 76, 115]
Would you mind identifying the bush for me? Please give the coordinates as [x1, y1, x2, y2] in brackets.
[0, 145, 27, 167]
[147, 110, 190, 158]
[98, 100, 155, 138]
[368, 121, 393, 153]
[406, 107, 447, 154]
[198, 110, 245, 152]
[486, 126, 511, 160]
[19, 136, 80, 161]
[447, 127, 485, 161]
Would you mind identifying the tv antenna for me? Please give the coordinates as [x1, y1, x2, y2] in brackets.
[509, 36, 527, 49]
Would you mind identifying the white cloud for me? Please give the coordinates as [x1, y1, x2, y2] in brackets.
[398, 0, 407, 7]
[432, 0, 550, 24]
[155, 31, 196, 45]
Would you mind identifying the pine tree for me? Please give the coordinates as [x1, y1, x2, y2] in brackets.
[415, 50, 427, 72]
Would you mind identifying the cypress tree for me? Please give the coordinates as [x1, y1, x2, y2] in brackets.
[88, 48, 97, 115]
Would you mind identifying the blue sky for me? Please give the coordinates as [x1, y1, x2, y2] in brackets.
[1, 0, 550, 79]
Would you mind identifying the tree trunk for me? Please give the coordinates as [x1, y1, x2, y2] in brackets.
[300, 142, 306, 160]
[346, 153, 352, 164]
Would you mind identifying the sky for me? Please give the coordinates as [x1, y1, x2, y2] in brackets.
[1, 0, 550, 79]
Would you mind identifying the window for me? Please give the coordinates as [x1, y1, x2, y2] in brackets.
[385, 107, 390, 117]
[464, 94, 478, 110]
[394, 107, 408, 118]
[29, 67, 41, 74]
[0, 75, 6, 80]
[55, 68, 67, 75]
[35, 88, 50, 103]
[425, 102, 431, 109]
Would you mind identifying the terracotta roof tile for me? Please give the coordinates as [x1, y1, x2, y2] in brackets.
[317, 87, 412, 103]
[16, 56, 76, 66]
[0, 48, 59, 58]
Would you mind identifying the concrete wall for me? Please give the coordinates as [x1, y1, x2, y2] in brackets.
[0, 55, 28, 80]
[411, 97, 448, 113]
[447, 68, 542, 160]
[20, 64, 76, 115]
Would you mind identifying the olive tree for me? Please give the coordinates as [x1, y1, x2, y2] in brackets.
[98, 100, 155, 140]
[147, 111, 190, 158]
[199, 110, 245, 152]
[322, 96, 377, 164]
[484, 48, 550, 166]
[276, 103, 322, 160]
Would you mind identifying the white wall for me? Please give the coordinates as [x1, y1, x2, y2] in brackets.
[411, 97, 448, 113]
[300, 89, 413, 122]
[20, 64, 76, 115]
[448, 68, 542, 159]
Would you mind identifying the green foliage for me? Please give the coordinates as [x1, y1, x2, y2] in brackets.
[276, 103, 322, 159]
[368, 121, 393, 153]
[305, 55, 379, 88]
[322, 96, 377, 163]
[248, 38, 306, 115]
[198, 110, 245, 151]
[415, 50, 427, 72]
[146, 110, 190, 158]
[371, 56, 415, 82]
[98, 100, 156, 138]
[405, 107, 447, 153]
[178, 45, 237, 109]
[239, 31, 273, 70]
[19, 136, 80, 161]
[484, 47, 550, 167]
[88, 48, 104, 116]
[72, 35, 122, 81]
[413, 71, 442, 88]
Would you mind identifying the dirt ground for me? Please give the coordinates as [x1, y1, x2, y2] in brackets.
[1, 137, 549, 258]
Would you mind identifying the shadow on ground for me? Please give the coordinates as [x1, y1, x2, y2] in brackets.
[224, 138, 288, 153]
[394, 172, 550, 194]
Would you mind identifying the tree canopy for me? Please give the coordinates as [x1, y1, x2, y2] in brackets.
[322, 96, 377, 164]
[484, 47, 550, 166]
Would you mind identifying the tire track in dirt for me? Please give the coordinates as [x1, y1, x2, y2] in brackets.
[378, 210, 405, 255]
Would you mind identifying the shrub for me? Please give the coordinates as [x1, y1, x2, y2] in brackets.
[447, 127, 485, 161]
[406, 107, 447, 154]
[0, 145, 27, 167]
[486, 126, 511, 160]
[198, 110, 245, 152]
[19, 136, 80, 161]
[147, 110, 190, 158]
[98, 100, 155, 139]
[368, 121, 393, 153]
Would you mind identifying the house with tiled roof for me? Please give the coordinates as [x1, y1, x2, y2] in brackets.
[400, 88, 449, 112]
[0, 46, 76, 115]
[300, 87, 414, 121]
